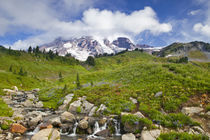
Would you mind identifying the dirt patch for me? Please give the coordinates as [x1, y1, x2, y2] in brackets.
[182, 93, 209, 108]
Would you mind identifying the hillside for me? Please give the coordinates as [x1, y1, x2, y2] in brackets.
[0, 46, 209, 139]
[158, 41, 210, 62]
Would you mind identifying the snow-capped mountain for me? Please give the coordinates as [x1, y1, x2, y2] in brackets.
[40, 36, 150, 61]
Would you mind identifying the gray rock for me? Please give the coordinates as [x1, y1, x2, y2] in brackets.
[78, 118, 89, 129]
[33, 88, 40, 92]
[130, 97, 137, 104]
[88, 106, 97, 117]
[68, 99, 82, 113]
[27, 94, 36, 100]
[22, 100, 34, 107]
[122, 133, 136, 140]
[134, 112, 145, 118]
[28, 115, 42, 127]
[96, 104, 107, 115]
[49, 117, 61, 127]
[59, 94, 74, 111]
[140, 129, 160, 140]
[181, 107, 204, 115]
[191, 126, 205, 135]
[60, 111, 75, 123]
[95, 129, 109, 137]
[82, 100, 94, 114]
[155, 92, 162, 97]
[35, 101, 43, 108]
[6, 132, 13, 140]
[31, 128, 60, 140]
[0, 134, 6, 139]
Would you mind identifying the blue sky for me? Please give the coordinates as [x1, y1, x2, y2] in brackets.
[0, 0, 209, 49]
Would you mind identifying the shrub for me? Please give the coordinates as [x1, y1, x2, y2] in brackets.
[121, 114, 155, 129]
[157, 132, 209, 140]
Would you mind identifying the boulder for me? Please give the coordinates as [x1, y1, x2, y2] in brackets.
[121, 112, 131, 116]
[6, 132, 13, 140]
[33, 88, 40, 92]
[63, 94, 74, 105]
[190, 126, 205, 135]
[140, 129, 160, 140]
[134, 112, 145, 118]
[28, 115, 42, 127]
[13, 86, 18, 92]
[68, 99, 82, 112]
[49, 117, 61, 127]
[39, 123, 53, 130]
[155, 92, 162, 97]
[11, 123, 27, 134]
[95, 129, 109, 137]
[96, 104, 107, 115]
[22, 100, 34, 107]
[181, 107, 204, 115]
[31, 128, 60, 140]
[78, 119, 89, 129]
[81, 101, 94, 114]
[60, 111, 75, 123]
[122, 133, 136, 140]
[27, 94, 36, 100]
[35, 101, 43, 108]
[88, 106, 97, 117]
[59, 94, 74, 111]
[130, 97, 137, 104]
[206, 111, 210, 118]
[0, 134, 6, 139]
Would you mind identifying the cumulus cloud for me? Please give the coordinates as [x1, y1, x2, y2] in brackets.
[193, 0, 210, 37]
[0, 0, 172, 49]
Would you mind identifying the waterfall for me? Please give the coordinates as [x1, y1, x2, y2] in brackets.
[87, 121, 107, 139]
[113, 119, 121, 136]
[68, 121, 78, 137]
[26, 124, 41, 135]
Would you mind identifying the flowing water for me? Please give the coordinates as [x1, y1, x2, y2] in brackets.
[24, 120, 122, 140]
[113, 119, 121, 136]
[67, 122, 78, 137]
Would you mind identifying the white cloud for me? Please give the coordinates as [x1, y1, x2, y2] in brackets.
[188, 10, 201, 16]
[0, 0, 172, 49]
[194, 23, 210, 36]
[193, 0, 210, 37]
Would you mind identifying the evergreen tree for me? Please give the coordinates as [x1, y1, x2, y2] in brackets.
[86, 56, 95, 66]
[28, 46, 32, 53]
[62, 84, 67, 93]
[9, 65, 13, 72]
[90, 81, 94, 87]
[55, 51, 59, 56]
[59, 72, 63, 82]
[48, 50, 54, 59]
[18, 67, 24, 76]
[76, 73, 81, 89]
[35, 46, 40, 53]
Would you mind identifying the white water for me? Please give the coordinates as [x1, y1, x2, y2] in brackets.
[87, 121, 107, 139]
[68, 122, 78, 137]
[26, 124, 41, 135]
[113, 119, 121, 136]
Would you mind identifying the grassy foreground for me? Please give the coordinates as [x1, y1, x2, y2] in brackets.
[0, 46, 209, 130]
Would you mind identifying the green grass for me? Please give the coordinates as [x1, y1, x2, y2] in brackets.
[188, 50, 208, 59]
[0, 98, 13, 117]
[0, 47, 209, 120]
[121, 114, 155, 129]
[157, 132, 209, 140]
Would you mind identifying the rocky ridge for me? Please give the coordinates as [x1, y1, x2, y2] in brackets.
[0, 87, 209, 140]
